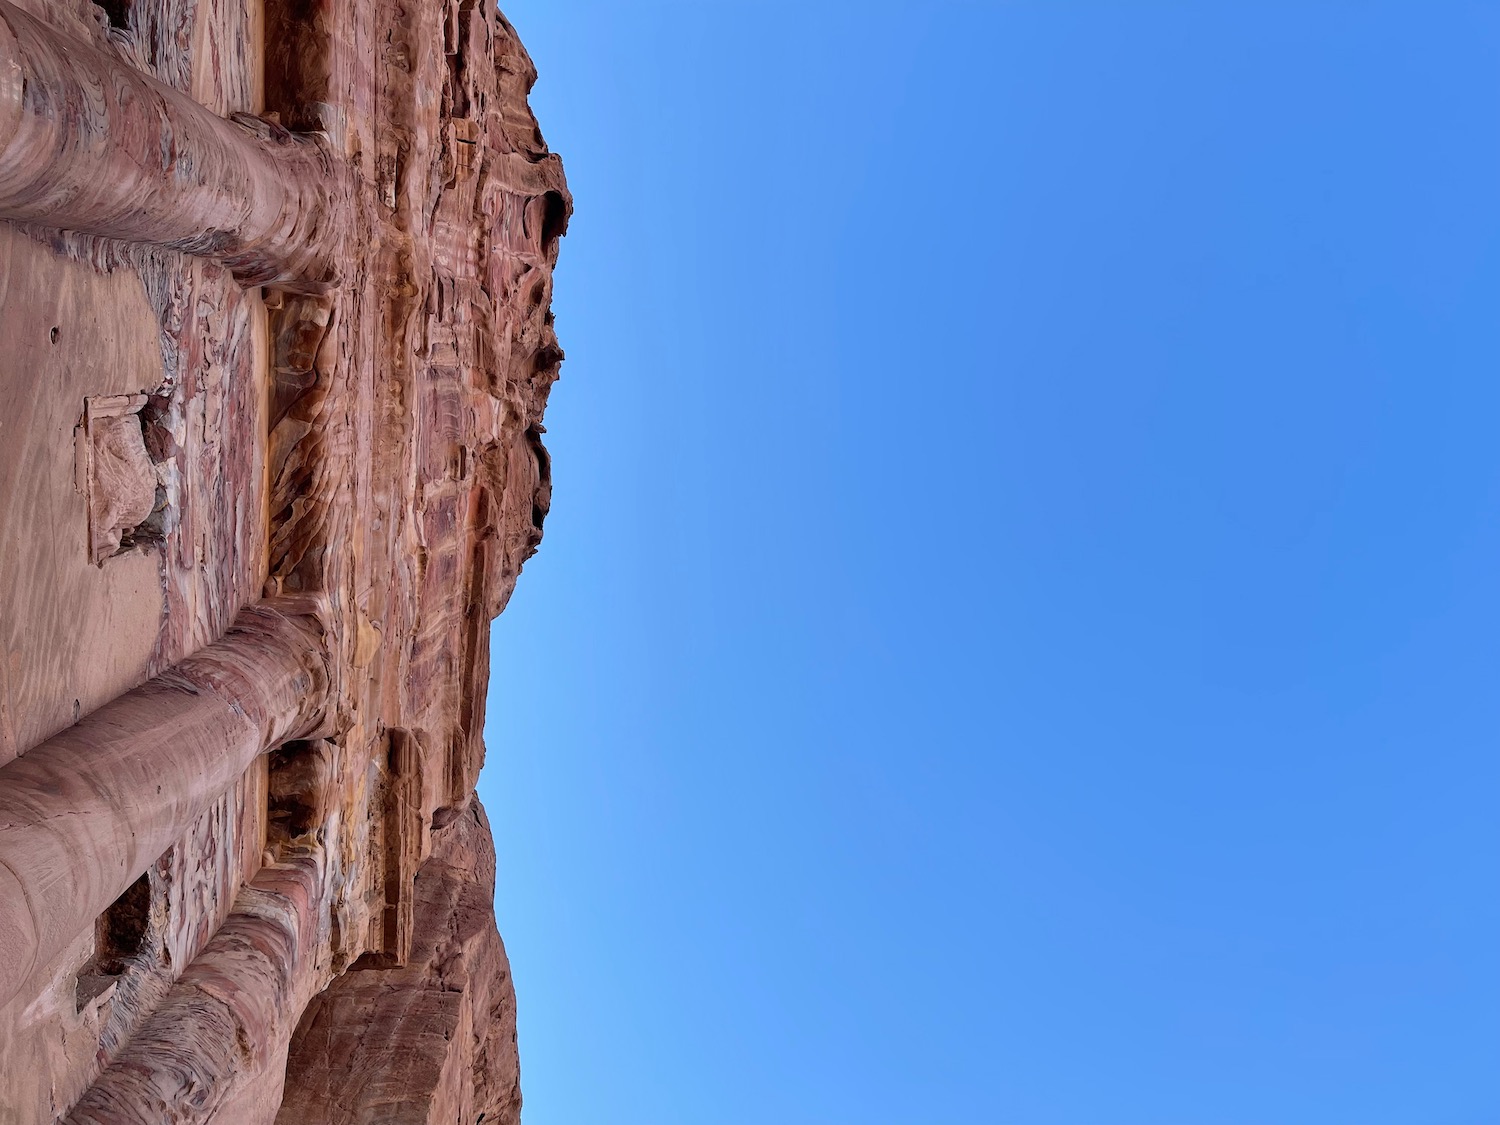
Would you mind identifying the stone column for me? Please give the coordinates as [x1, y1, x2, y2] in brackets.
[62, 856, 327, 1125]
[0, 601, 330, 1011]
[0, 0, 344, 289]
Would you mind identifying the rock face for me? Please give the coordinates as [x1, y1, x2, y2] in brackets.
[0, 0, 567, 1119]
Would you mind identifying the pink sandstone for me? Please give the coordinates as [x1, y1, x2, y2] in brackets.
[0, 0, 568, 1119]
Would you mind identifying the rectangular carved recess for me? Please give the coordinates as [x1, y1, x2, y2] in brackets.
[267, 740, 334, 855]
[357, 729, 422, 968]
[90, 0, 130, 29]
[75, 868, 157, 1010]
[74, 393, 171, 565]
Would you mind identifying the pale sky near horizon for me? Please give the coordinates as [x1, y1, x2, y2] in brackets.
[478, 5, 1500, 1123]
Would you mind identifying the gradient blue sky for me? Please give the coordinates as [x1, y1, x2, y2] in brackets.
[477, 5, 1500, 1123]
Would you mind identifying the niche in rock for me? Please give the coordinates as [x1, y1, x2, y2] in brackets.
[75, 871, 152, 1009]
[267, 740, 334, 855]
[75, 392, 173, 564]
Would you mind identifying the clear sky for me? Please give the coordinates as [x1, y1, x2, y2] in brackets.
[477, 5, 1500, 1123]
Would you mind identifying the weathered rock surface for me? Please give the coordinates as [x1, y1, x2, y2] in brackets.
[274, 800, 522, 1125]
[0, 0, 567, 1118]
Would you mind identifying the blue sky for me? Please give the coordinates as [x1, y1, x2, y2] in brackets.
[478, 5, 1500, 1123]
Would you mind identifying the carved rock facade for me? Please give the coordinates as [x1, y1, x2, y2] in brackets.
[0, 0, 568, 1119]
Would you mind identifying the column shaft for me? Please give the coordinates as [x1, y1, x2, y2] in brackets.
[0, 0, 344, 288]
[0, 601, 329, 1010]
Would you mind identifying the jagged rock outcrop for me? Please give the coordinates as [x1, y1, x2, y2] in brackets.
[274, 801, 522, 1125]
[0, 0, 567, 1118]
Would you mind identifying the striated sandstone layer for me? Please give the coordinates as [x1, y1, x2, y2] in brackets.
[0, 0, 567, 1120]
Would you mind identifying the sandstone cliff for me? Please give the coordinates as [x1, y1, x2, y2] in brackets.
[0, 0, 566, 1118]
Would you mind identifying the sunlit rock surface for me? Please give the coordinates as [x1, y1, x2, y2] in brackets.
[0, 0, 567, 1118]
